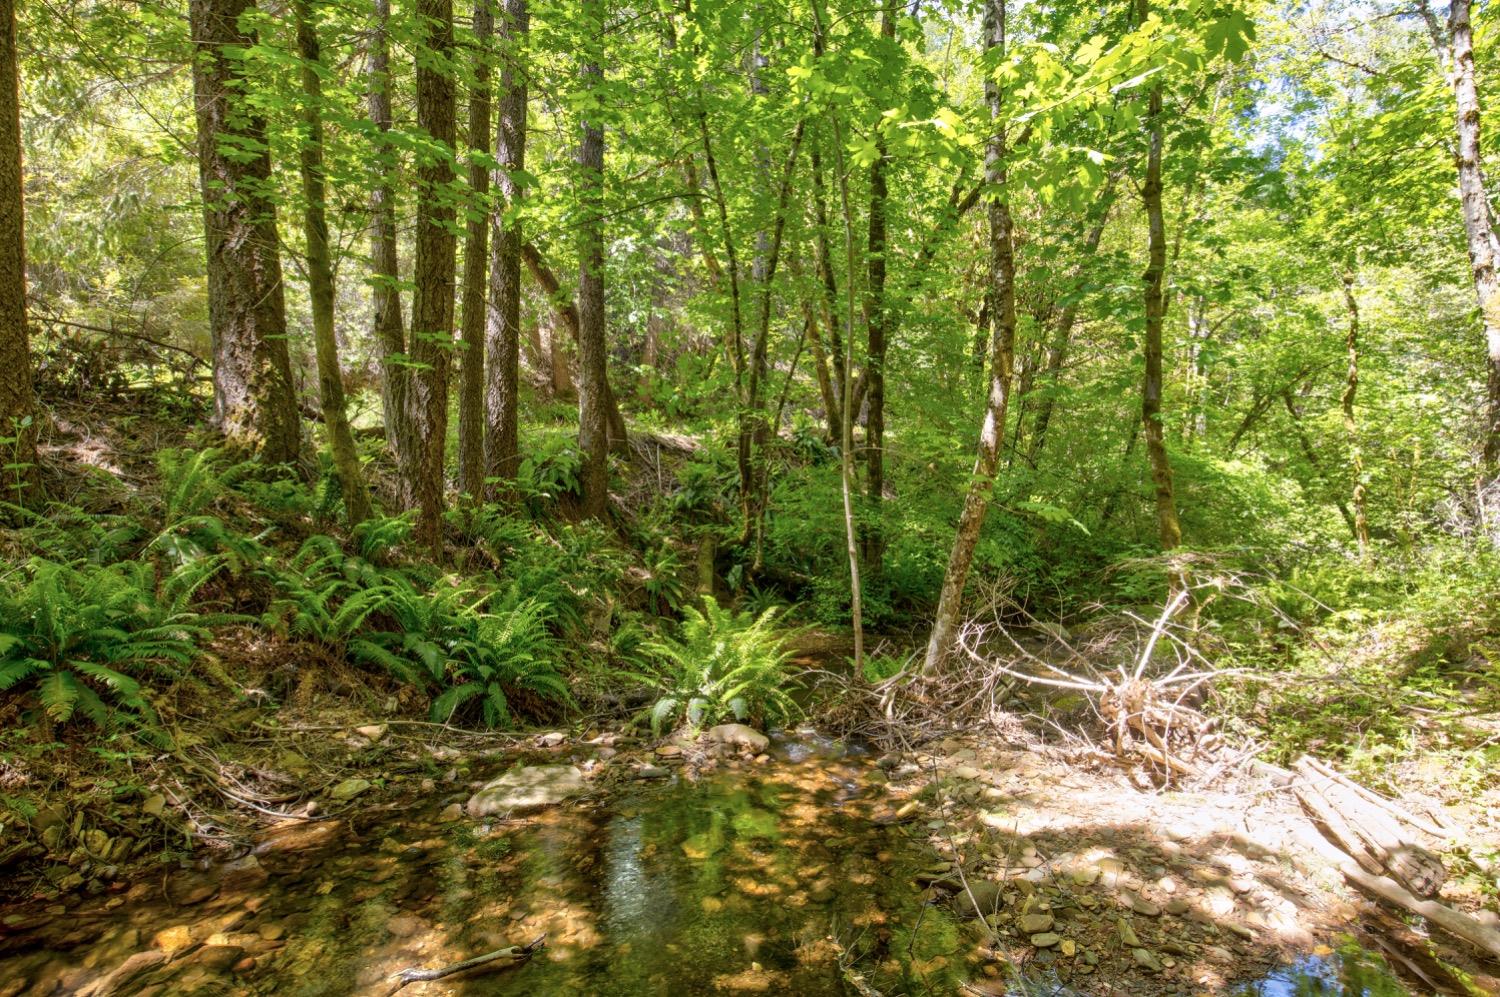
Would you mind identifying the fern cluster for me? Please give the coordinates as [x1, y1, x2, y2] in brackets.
[263, 525, 570, 729]
[636, 597, 800, 735]
[0, 559, 212, 727]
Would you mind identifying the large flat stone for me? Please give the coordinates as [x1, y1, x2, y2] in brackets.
[466, 765, 586, 817]
[707, 724, 770, 752]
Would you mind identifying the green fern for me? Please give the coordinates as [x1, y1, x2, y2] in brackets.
[637, 597, 801, 735]
[0, 558, 208, 731]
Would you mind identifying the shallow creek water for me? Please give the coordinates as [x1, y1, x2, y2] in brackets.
[0, 731, 1415, 996]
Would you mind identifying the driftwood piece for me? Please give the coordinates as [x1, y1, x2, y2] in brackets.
[1300, 756, 1448, 838]
[1340, 862, 1500, 962]
[1293, 758, 1445, 898]
[387, 934, 545, 994]
[1295, 770, 1385, 876]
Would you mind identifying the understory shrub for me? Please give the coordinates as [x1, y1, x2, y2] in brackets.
[636, 597, 800, 734]
[0, 558, 215, 728]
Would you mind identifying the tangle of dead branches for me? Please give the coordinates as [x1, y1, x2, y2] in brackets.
[820, 569, 1284, 787]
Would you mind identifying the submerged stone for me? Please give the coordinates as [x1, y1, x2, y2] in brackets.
[466, 765, 586, 817]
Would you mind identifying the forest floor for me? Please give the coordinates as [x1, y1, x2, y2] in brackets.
[1, 706, 1497, 995]
[2, 396, 1499, 994]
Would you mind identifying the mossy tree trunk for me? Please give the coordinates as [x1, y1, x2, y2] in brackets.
[294, 0, 371, 527]
[189, 0, 301, 465]
[0, 0, 36, 507]
[403, 0, 457, 549]
[485, 0, 527, 498]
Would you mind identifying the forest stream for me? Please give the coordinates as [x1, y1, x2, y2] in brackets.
[0, 730, 1415, 997]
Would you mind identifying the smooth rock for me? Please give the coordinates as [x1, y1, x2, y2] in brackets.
[191, 945, 244, 971]
[218, 855, 267, 890]
[387, 915, 425, 938]
[1132, 947, 1163, 972]
[1030, 932, 1061, 948]
[355, 725, 387, 742]
[707, 725, 769, 753]
[153, 924, 196, 953]
[329, 778, 372, 802]
[1018, 913, 1054, 933]
[466, 765, 586, 817]
[635, 765, 671, 780]
[438, 803, 464, 822]
[954, 881, 1003, 918]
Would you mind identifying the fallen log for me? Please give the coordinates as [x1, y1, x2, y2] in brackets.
[387, 934, 545, 993]
[1340, 862, 1500, 963]
[1300, 756, 1448, 839]
[1293, 769, 1384, 877]
[1294, 758, 1446, 898]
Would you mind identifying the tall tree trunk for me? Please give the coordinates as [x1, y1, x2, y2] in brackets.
[457, 0, 493, 498]
[810, 145, 847, 423]
[575, 0, 608, 520]
[1026, 193, 1115, 463]
[0, 0, 36, 506]
[1138, 0, 1182, 551]
[861, 0, 897, 577]
[1341, 270, 1371, 553]
[1184, 297, 1211, 440]
[738, 118, 805, 565]
[810, 0, 863, 672]
[546, 313, 573, 398]
[403, 0, 457, 549]
[923, 0, 1017, 672]
[189, 0, 300, 464]
[485, 0, 527, 496]
[294, 0, 371, 526]
[792, 248, 841, 439]
[519, 241, 626, 443]
[1445, 0, 1500, 477]
[368, 0, 408, 463]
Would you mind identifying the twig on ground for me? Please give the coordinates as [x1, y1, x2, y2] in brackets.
[387, 934, 546, 994]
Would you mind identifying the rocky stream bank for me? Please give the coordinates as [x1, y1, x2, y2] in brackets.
[0, 722, 1482, 995]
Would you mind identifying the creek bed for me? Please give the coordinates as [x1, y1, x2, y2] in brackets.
[0, 731, 1413, 996]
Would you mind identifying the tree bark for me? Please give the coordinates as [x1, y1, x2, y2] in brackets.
[519, 241, 626, 446]
[575, 0, 608, 519]
[1340, 270, 1371, 553]
[1445, 0, 1500, 476]
[0, 0, 36, 506]
[923, 0, 1017, 672]
[457, 0, 493, 499]
[812, 0, 864, 674]
[810, 145, 847, 426]
[294, 0, 371, 526]
[484, 0, 527, 497]
[189, 0, 301, 464]
[861, 0, 897, 577]
[403, 0, 457, 549]
[368, 0, 408, 464]
[1138, 0, 1182, 552]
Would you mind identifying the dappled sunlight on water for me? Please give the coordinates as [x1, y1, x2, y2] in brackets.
[0, 731, 1421, 996]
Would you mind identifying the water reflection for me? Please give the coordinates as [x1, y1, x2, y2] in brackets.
[1239, 938, 1410, 996]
